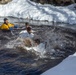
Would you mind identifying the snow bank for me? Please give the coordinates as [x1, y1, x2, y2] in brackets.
[0, 0, 76, 24]
[42, 52, 76, 75]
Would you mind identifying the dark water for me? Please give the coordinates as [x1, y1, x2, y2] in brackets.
[0, 25, 76, 75]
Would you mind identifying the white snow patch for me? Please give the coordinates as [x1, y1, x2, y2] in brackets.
[42, 52, 76, 75]
[0, 0, 76, 24]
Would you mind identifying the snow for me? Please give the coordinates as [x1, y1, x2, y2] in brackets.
[0, 0, 76, 24]
[42, 52, 76, 75]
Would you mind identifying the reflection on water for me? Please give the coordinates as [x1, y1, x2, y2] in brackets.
[0, 24, 76, 75]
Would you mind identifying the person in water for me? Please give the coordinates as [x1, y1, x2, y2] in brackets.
[0, 18, 18, 31]
[23, 38, 46, 56]
[25, 22, 30, 28]
[34, 39, 40, 46]
[19, 27, 34, 39]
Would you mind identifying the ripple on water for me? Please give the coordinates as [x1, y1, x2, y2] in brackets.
[0, 25, 76, 75]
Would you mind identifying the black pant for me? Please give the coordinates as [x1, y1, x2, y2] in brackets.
[1, 30, 11, 32]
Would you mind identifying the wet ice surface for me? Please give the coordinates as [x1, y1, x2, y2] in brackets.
[0, 18, 76, 75]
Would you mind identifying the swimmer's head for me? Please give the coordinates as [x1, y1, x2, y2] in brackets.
[26, 27, 32, 34]
[34, 39, 40, 45]
[25, 22, 30, 28]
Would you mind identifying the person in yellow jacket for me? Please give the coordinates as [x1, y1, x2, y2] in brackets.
[0, 18, 18, 31]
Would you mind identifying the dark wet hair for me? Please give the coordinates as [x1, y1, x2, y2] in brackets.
[34, 39, 40, 44]
[4, 18, 8, 21]
[25, 22, 29, 26]
[26, 27, 31, 32]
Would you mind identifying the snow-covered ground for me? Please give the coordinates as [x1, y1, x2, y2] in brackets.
[42, 52, 76, 75]
[0, 0, 76, 24]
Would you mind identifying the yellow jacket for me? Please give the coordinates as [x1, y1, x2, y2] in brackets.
[0, 23, 14, 30]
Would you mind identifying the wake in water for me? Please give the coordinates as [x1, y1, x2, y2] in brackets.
[5, 37, 46, 58]
[0, 25, 76, 75]
[5, 25, 76, 59]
